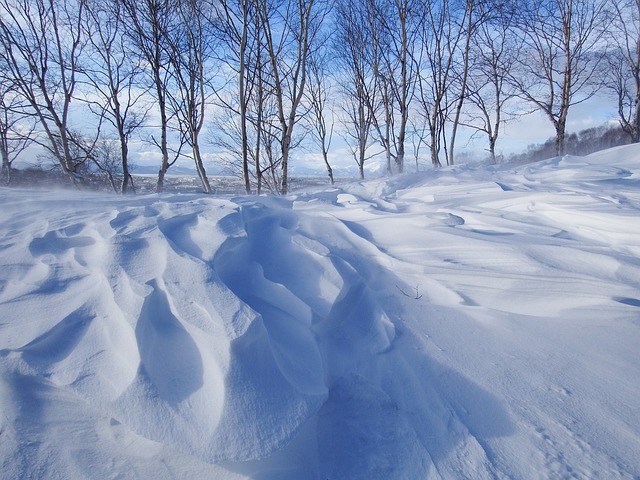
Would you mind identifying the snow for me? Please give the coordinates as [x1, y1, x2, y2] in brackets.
[1, 144, 640, 479]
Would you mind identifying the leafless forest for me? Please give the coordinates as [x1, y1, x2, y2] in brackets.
[1, 0, 638, 193]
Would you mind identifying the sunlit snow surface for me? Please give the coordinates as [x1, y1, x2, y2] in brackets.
[1, 145, 640, 479]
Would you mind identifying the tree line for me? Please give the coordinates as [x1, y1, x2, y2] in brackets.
[1, 0, 638, 194]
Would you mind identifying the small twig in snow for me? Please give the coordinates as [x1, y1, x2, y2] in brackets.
[396, 284, 423, 299]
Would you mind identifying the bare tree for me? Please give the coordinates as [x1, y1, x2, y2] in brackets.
[122, 0, 180, 192]
[334, 0, 378, 179]
[416, 0, 469, 167]
[367, 0, 421, 174]
[389, 0, 421, 173]
[215, 0, 254, 192]
[257, 0, 327, 194]
[166, 0, 217, 193]
[250, 20, 279, 194]
[605, 0, 640, 142]
[511, 0, 607, 157]
[463, 0, 520, 163]
[409, 114, 428, 170]
[365, 0, 394, 174]
[215, 0, 286, 194]
[0, 0, 88, 182]
[306, 41, 334, 184]
[82, 0, 147, 193]
[0, 78, 35, 183]
[69, 132, 127, 192]
[448, 0, 475, 166]
[90, 138, 124, 192]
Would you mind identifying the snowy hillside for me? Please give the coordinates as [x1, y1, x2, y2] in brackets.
[1, 145, 639, 479]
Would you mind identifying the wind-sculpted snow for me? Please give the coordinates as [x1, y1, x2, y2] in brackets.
[1, 145, 640, 478]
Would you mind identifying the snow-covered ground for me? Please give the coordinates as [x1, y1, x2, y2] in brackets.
[1, 145, 639, 479]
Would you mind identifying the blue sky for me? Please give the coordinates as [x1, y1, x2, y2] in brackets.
[13, 89, 618, 178]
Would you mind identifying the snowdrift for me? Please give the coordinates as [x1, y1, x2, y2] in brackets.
[1, 145, 640, 479]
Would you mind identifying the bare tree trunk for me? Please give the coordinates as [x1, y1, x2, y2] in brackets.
[488, 136, 497, 164]
[383, 81, 393, 175]
[192, 140, 211, 192]
[254, 51, 265, 194]
[0, 139, 9, 183]
[636, 0, 640, 142]
[429, 121, 441, 167]
[555, 122, 566, 156]
[156, 83, 170, 191]
[358, 100, 368, 179]
[239, 0, 251, 193]
[119, 128, 133, 193]
[634, 68, 640, 143]
[556, 2, 573, 157]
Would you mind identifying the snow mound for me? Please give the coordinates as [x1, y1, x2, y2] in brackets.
[1, 145, 640, 478]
